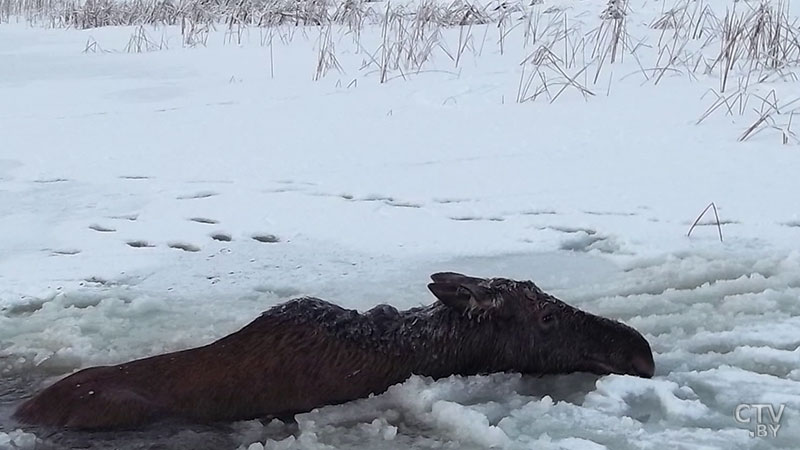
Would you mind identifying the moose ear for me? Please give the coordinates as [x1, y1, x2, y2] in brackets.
[427, 281, 502, 317]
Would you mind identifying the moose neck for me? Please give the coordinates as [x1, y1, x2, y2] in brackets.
[389, 304, 512, 379]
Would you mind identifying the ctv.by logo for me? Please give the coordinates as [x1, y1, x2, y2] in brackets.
[734, 403, 786, 438]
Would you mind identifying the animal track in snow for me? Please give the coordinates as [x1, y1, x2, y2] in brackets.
[782, 220, 800, 228]
[331, 193, 422, 208]
[50, 248, 81, 256]
[210, 233, 232, 242]
[434, 198, 469, 204]
[89, 224, 116, 233]
[360, 194, 394, 202]
[176, 191, 218, 200]
[126, 240, 155, 248]
[685, 219, 740, 226]
[189, 217, 219, 225]
[109, 214, 138, 221]
[83, 276, 110, 285]
[539, 225, 597, 235]
[583, 210, 636, 217]
[33, 178, 68, 184]
[266, 186, 304, 193]
[276, 179, 316, 186]
[118, 175, 150, 180]
[384, 200, 422, 208]
[252, 234, 280, 243]
[264, 180, 317, 193]
[168, 242, 200, 252]
[520, 209, 557, 216]
[450, 216, 505, 222]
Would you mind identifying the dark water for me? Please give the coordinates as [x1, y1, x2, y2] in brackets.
[14, 426, 239, 450]
[0, 372, 38, 427]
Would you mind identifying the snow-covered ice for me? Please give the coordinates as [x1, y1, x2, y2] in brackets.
[1, 0, 799, 448]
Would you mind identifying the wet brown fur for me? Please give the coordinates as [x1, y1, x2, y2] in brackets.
[14, 273, 655, 430]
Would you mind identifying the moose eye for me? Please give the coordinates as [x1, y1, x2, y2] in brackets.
[539, 312, 558, 331]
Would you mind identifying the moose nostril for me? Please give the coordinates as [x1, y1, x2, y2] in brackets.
[632, 354, 655, 378]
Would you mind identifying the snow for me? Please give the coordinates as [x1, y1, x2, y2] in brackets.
[1, 0, 800, 448]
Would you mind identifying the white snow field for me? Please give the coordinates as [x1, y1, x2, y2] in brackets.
[1, 0, 800, 448]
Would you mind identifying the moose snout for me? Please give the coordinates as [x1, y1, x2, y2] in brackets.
[631, 353, 655, 378]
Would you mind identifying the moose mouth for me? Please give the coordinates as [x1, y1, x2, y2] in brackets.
[586, 359, 623, 376]
[585, 357, 654, 378]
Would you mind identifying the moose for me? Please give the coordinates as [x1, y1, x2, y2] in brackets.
[14, 272, 655, 429]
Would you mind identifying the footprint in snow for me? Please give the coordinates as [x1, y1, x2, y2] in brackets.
[51, 249, 81, 256]
[33, 178, 69, 184]
[176, 191, 218, 200]
[168, 242, 201, 252]
[83, 276, 109, 286]
[583, 210, 636, 217]
[118, 175, 151, 180]
[385, 199, 422, 208]
[539, 225, 597, 235]
[266, 186, 304, 193]
[520, 209, 557, 216]
[210, 233, 232, 242]
[349, 195, 421, 208]
[360, 194, 394, 202]
[89, 224, 116, 233]
[433, 198, 469, 204]
[127, 240, 155, 248]
[276, 179, 316, 186]
[252, 234, 280, 243]
[109, 214, 138, 221]
[684, 219, 740, 226]
[450, 216, 505, 222]
[189, 217, 219, 225]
